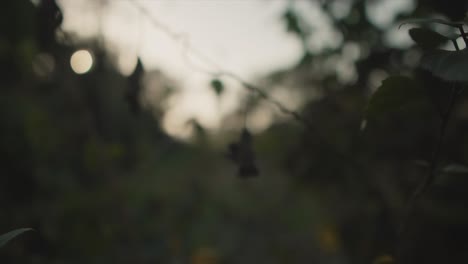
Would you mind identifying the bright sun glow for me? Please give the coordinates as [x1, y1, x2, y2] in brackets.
[59, 0, 300, 138]
[59, 0, 411, 139]
[70, 50, 93, 74]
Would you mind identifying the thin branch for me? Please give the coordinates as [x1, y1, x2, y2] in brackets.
[451, 39, 460, 51]
[417, 85, 457, 195]
[457, 25, 468, 47]
[220, 72, 314, 129]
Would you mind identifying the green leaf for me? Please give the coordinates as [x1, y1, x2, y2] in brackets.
[0, 228, 32, 248]
[421, 49, 468, 82]
[408, 28, 451, 49]
[210, 79, 224, 96]
[366, 76, 427, 118]
[399, 18, 464, 29]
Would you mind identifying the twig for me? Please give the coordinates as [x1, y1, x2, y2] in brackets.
[457, 25, 468, 47]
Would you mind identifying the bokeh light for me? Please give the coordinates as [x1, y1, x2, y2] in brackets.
[70, 49, 93, 74]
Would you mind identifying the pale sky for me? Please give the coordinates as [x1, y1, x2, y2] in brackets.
[57, 0, 414, 139]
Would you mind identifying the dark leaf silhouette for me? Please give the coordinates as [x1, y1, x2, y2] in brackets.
[365, 76, 428, 118]
[408, 27, 451, 49]
[227, 129, 259, 178]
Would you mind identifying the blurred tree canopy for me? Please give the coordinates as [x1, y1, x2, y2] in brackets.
[2, 0, 468, 264]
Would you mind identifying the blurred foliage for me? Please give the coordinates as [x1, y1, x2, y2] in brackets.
[2, 0, 468, 264]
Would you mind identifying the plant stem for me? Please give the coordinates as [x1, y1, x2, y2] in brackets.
[397, 84, 459, 261]
[419, 86, 456, 194]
